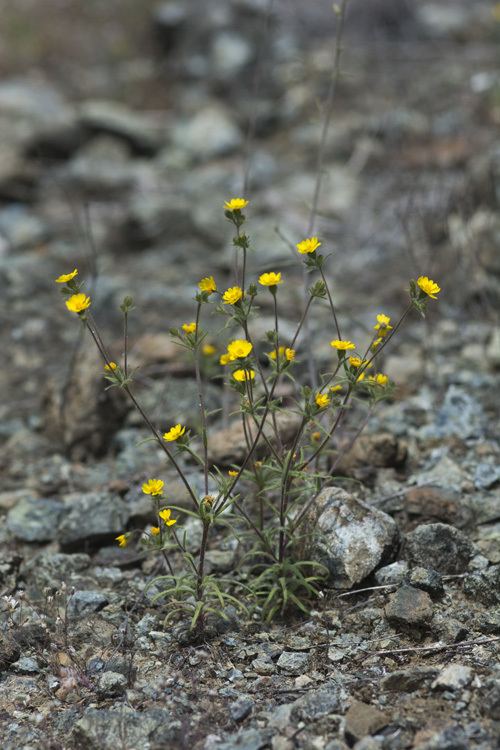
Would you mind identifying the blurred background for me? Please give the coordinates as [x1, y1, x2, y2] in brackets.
[0, 0, 498, 457]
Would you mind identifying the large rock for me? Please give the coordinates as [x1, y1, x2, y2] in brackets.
[207, 412, 302, 467]
[298, 487, 399, 588]
[403, 522, 473, 574]
[42, 338, 128, 460]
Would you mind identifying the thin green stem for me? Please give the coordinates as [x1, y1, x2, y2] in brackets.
[319, 265, 341, 340]
[123, 311, 129, 378]
[193, 303, 209, 495]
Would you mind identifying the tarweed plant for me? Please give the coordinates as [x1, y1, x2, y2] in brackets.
[55, 205, 440, 628]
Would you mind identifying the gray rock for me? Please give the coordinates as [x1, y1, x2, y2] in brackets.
[229, 695, 254, 721]
[124, 193, 194, 244]
[0, 204, 48, 251]
[20, 552, 91, 593]
[464, 564, 500, 606]
[300, 487, 399, 588]
[430, 613, 468, 643]
[408, 724, 469, 750]
[473, 460, 500, 490]
[432, 385, 485, 439]
[72, 706, 177, 750]
[344, 700, 389, 745]
[6, 497, 67, 542]
[276, 651, 310, 675]
[217, 727, 276, 750]
[66, 590, 109, 617]
[11, 657, 40, 674]
[483, 680, 500, 720]
[0, 77, 70, 121]
[475, 612, 500, 635]
[374, 561, 408, 586]
[172, 105, 243, 160]
[290, 687, 341, 721]
[0, 631, 21, 673]
[78, 100, 162, 154]
[385, 585, 433, 627]
[406, 566, 444, 600]
[431, 665, 473, 691]
[403, 523, 473, 574]
[57, 492, 129, 548]
[211, 31, 253, 80]
[96, 671, 127, 698]
[251, 658, 276, 675]
[380, 666, 439, 692]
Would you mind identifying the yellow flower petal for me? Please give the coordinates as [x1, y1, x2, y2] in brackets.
[65, 293, 91, 313]
[163, 424, 186, 442]
[296, 237, 321, 254]
[223, 198, 249, 211]
[259, 272, 282, 286]
[55, 269, 78, 283]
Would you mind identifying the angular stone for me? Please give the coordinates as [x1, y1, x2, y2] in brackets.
[299, 487, 399, 588]
[344, 700, 389, 744]
[6, 497, 67, 542]
[290, 687, 340, 721]
[431, 665, 473, 691]
[276, 652, 310, 675]
[385, 585, 433, 627]
[380, 666, 439, 692]
[403, 523, 473, 574]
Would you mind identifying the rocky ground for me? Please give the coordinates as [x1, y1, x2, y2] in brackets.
[1, 1, 500, 748]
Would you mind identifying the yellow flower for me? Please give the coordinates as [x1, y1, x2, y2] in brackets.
[151, 527, 160, 535]
[203, 495, 215, 506]
[259, 272, 282, 286]
[357, 372, 365, 382]
[142, 478, 164, 496]
[349, 356, 362, 367]
[220, 352, 232, 365]
[227, 339, 253, 360]
[182, 322, 197, 334]
[55, 269, 78, 283]
[223, 286, 243, 305]
[65, 293, 91, 313]
[296, 237, 321, 254]
[316, 393, 330, 408]
[224, 198, 249, 211]
[285, 348, 295, 361]
[105, 362, 117, 371]
[159, 509, 177, 526]
[269, 347, 285, 360]
[330, 384, 342, 392]
[374, 314, 393, 337]
[312, 431, 321, 441]
[371, 338, 383, 349]
[330, 340, 355, 351]
[163, 424, 186, 442]
[116, 534, 128, 548]
[199, 276, 216, 295]
[233, 369, 255, 382]
[417, 276, 441, 299]
[202, 344, 216, 356]
[370, 373, 388, 385]
[228, 470, 239, 477]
